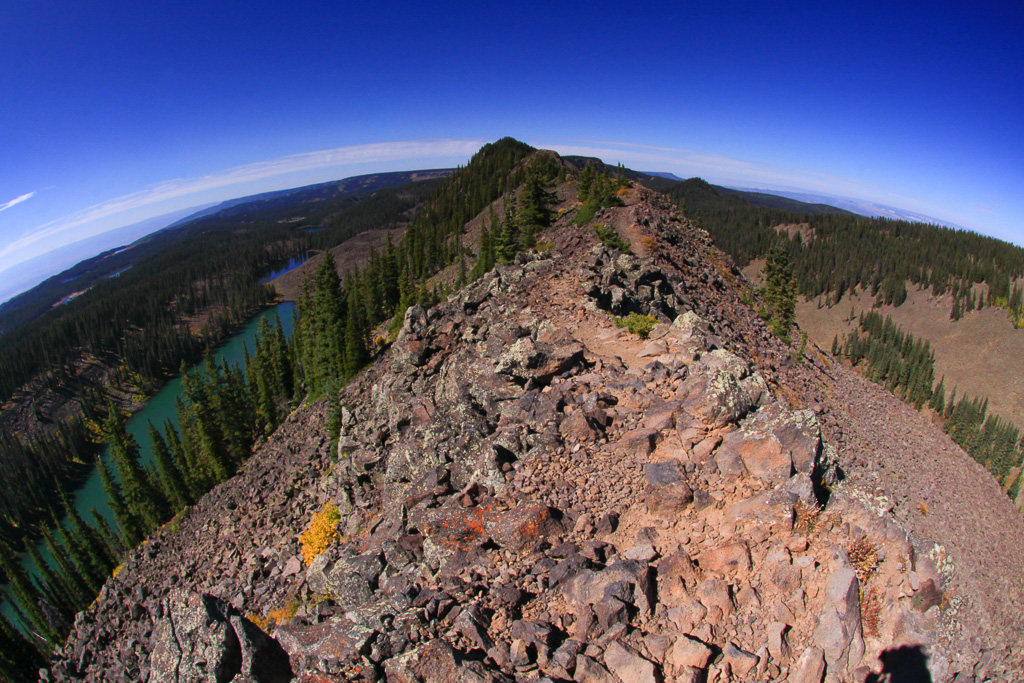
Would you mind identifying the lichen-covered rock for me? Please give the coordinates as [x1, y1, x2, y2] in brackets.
[384, 639, 513, 683]
[275, 620, 376, 678]
[149, 590, 291, 683]
[813, 567, 865, 677]
[676, 350, 767, 428]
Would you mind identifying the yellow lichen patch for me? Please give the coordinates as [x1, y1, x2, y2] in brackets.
[300, 502, 341, 565]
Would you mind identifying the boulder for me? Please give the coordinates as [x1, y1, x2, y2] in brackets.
[723, 642, 759, 678]
[275, 619, 376, 675]
[812, 567, 865, 676]
[307, 552, 383, 608]
[611, 428, 659, 458]
[714, 405, 822, 483]
[768, 621, 792, 662]
[560, 410, 602, 443]
[668, 634, 713, 669]
[489, 502, 568, 551]
[384, 639, 514, 683]
[562, 560, 656, 614]
[702, 542, 752, 574]
[149, 590, 291, 683]
[716, 424, 792, 483]
[788, 646, 826, 683]
[644, 460, 694, 513]
[573, 654, 618, 683]
[603, 641, 659, 683]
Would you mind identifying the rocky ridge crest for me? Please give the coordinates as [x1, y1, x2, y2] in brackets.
[50, 185, 1024, 682]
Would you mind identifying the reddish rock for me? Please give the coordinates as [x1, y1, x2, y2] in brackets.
[610, 427, 659, 457]
[702, 542, 752, 574]
[644, 460, 694, 513]
[488, 502, 567, 551]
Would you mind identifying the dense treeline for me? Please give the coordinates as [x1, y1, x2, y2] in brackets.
[835, 311, 1024, 494]
[0, 423, 91, 545]
[0, 175, 443, 404]
[654, 178, 1024, 323]
[1, 138, 549, 677]
[0, 313, 297, 677]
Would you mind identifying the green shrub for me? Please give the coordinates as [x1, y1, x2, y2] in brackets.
[614, 313, 657, 339]
[574, 198, 600, 226]
[595, 224, 631, 253]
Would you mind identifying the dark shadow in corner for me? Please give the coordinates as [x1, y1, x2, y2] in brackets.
[811, 460, 843, 507]
[865, 644, 932, 683]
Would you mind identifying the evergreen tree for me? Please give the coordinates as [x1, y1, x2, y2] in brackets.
[0, 610, 44, 682]
[517, 172, 551, 248]
[104, 408, 167, 533]
[90, 509, 126, 561]
[163, 420, 203, 500]
[342, 277, 369, 379]
[298, 250, 345, 394]
[24, 541, 74, 617]
[39, 525, 91, 609]
[50, 514, 102, 594]
[456, 236, 468, 289]
[58, 491, 113, 584]
[96, 456, 144, 548]
[931, 376, 946, 414]
[148, 422, 189, 512]
[761, 242, 798, 342]
[496, 203, 520, 264]
[0, 539, 59, 644]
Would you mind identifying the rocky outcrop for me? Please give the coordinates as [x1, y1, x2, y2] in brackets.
[48, 183, 1024, 682]
[149, 591, 292, 683]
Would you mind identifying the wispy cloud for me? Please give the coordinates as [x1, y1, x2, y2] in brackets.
[0, 139, 485, 267]
[0, 192, 35, 212]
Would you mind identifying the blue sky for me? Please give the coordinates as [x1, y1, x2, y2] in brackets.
[1, 0, 1022, 285]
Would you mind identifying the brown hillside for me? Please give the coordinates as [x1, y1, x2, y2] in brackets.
[745, 262, 1024, 445]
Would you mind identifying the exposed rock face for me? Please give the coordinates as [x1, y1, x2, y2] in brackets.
[149, 590, 292, 683]
[48, 184, 1024, 682]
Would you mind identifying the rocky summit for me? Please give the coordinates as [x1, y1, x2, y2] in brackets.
[49, 184, 1024, 682]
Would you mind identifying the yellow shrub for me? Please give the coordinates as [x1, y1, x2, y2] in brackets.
[300, 502, 341, 565]
[267, 599, 299, 625]
[247, 612, 271, 631]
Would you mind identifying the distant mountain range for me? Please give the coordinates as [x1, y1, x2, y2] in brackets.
[0, 204, 218, 305]
[0, 170, 454, 307]
[722, 186, 967, 230]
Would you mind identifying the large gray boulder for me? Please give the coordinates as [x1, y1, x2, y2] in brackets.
[149, 590, 292, 683]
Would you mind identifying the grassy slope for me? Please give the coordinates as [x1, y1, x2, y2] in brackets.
[745, 259, 1024, 433]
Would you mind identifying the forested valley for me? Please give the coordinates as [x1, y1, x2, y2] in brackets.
[1, 137, 560, 674]
[0, 170, 448, 549]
